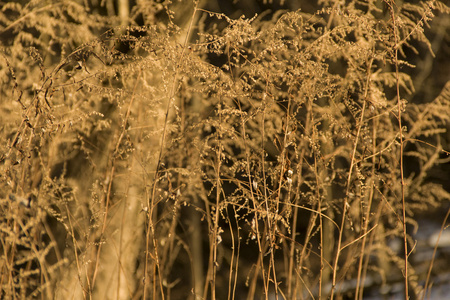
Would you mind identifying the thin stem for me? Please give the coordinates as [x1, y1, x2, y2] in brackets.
[144, 3, 199, 299]
[330, 90, 368, 300]
[384, 1, 409, 297]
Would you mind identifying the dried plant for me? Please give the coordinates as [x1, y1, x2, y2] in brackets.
[1, 1, 449, 299]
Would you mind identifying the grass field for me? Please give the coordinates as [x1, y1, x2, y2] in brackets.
[1, 1, 450, 299]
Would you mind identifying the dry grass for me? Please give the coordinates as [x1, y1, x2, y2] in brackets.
[1, 1, 450, 299]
